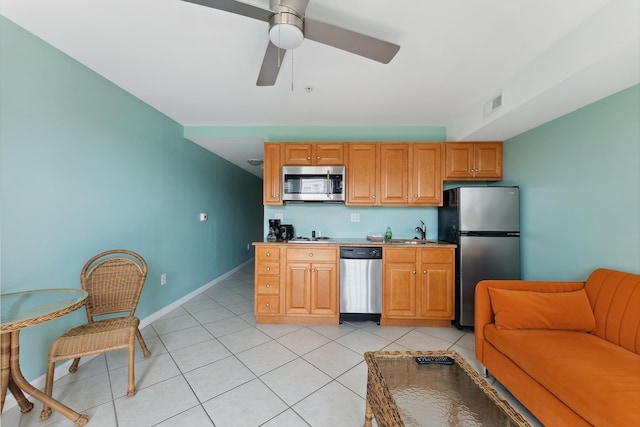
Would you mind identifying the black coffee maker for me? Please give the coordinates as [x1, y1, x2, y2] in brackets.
[267, 219, 281, 242]
[280, 224, 294, 241]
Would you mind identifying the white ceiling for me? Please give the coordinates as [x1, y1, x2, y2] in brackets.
[1, 0, 639, 177]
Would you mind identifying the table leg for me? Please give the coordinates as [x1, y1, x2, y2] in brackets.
[7, 331, 88, 426]
[1, 333, 34, 414]
[364, 397, 373, 427]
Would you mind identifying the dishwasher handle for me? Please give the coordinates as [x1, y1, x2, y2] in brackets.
[340, 246, 382, 259]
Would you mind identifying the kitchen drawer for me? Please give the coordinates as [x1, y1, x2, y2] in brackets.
[383, 248, 417, 263]
[286, 247, 337, 262]
[257, 246, 280, 261]
[421, 248, 453, 263]
[257, 261, 280, 275]
[256, 295, 280, 314]
[256, 275, 280, 294]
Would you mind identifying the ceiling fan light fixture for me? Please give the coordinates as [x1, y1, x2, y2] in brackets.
[269, 12, 304, 50]
[247, 158, 264, 166]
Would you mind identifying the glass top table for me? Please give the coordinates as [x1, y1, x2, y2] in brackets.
[1, 288, 89, 426]
[364, 350, 532, 427]
[1, 289, 88, 332]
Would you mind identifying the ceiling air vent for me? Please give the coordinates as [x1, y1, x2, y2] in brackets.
[483, 92, 503, 117]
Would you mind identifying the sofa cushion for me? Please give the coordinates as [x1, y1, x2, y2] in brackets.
[584, 268, 640, 354]
[488, 287, 596, 332]
[485, 325, 640, 427]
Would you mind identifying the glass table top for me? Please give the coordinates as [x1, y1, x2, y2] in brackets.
[365, 351, 531, 427]
[1, 289, 88, 331]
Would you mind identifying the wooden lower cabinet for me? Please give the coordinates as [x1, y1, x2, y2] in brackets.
[381, 247, 454, 327]
[255, 246, 281, 317]
[255, 244, 452, 326]
[254, 244, 338, 324]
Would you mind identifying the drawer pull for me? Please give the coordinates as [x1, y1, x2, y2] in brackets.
[266, 284, 270, 288]
[266, 252, 270, 257]
[266, 267, 271, 271]
[308, 253, 313, 257]
[265, 303, 270, 307]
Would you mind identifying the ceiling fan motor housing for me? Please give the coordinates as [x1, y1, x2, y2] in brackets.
[269, 13, 304, 49]
[268, 1, 304, 50]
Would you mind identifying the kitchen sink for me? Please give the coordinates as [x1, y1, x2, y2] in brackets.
[386, 239, 437, 245]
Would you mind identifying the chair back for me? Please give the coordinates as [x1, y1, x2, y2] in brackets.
[80, 250, 148, 320]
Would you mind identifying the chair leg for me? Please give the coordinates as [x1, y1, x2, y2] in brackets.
[135, 328, 151, 358]
[126, 340, 136, 397]
[69, 358, 80, 373]
[40, 360, 56, 419]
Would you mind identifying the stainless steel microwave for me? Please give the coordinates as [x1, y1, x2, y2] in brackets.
[282, 166, 346, 202]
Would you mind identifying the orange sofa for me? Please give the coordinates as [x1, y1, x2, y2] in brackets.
[475, 268, 640, 427]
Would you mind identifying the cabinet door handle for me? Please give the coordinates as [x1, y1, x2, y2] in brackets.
[412, 271, 416, 275]
[404, 195, 408, 199]
[423, 270, 427, 274]
[312, 268, 316, 272]
[372, 195, 376, 199]
[316, 156, 321, 160]
[307, 156, 311, 160]
[307, 268, 311, 272]
[414, 194, 418, 198]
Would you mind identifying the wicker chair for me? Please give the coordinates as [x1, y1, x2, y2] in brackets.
[40, 250, 152, 419]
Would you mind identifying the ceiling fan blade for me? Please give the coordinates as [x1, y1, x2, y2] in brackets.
[181, 0, 272, 22]
[304, 18, 400, 64]
[257, 42, 287, 86]
[278, 0, 310, 14]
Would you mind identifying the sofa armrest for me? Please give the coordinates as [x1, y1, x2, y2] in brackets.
[474, 279, 585, 363]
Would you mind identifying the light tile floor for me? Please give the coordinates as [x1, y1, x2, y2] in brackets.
[3, 264, 542, 427]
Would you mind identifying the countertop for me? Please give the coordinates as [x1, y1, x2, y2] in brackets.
[253, 238, 456, 248]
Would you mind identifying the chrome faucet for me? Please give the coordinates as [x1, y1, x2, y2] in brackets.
[415, 220, 427, 240]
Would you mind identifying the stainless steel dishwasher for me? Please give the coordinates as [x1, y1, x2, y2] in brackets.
[339, 246, 383, 324]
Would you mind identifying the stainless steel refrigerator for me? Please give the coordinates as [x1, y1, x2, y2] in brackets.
[438, 186, 520, 328]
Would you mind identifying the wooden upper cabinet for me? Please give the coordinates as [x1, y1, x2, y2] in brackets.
[346, 143, 378, 205]
[348, 142, 443, 206]
[443, 142, 503, 181]
[379, 143, 410, 205]
[263, 143, 283, 205]
[411, 143, 443, 206]
[283, 143, 344, 165]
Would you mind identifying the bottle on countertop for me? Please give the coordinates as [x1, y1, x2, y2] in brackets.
[385, 226, 392, 240]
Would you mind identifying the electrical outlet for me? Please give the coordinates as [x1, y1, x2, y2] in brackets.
[351, 213, 360, 222]
[160, 273, 167, 286]
[247, 243, 250, 250]
[274, 213, 284, 220]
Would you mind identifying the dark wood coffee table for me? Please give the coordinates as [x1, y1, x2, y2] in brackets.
[364, 350, 532, 427]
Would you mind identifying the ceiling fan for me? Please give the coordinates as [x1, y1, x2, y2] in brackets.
[181, 0, 400, 86]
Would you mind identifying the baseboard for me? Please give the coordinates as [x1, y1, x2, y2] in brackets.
[1, 258, 254, 412]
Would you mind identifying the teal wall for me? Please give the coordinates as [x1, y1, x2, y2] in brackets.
[264, 204, 439, 241]
[502, 85, 640, 280]
[0, 17, 263, 381]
